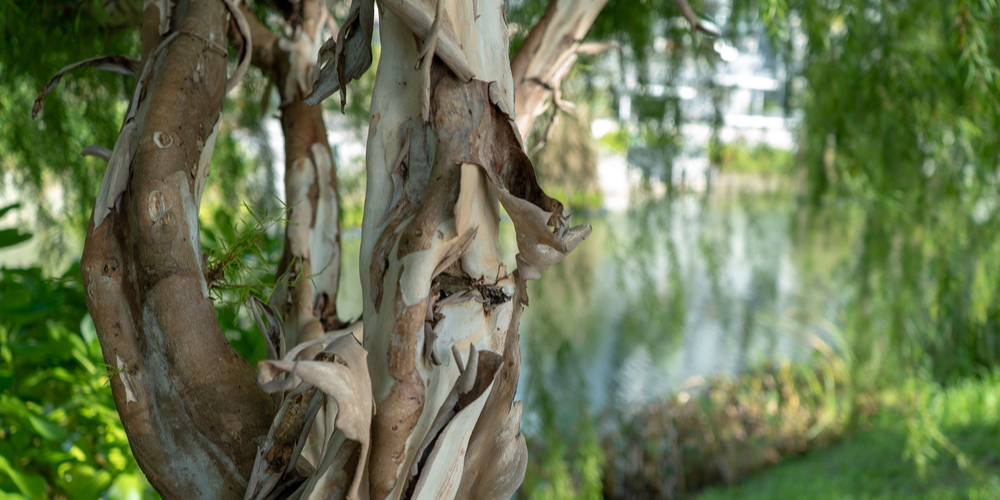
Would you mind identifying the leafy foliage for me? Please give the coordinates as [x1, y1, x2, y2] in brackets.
[699, 374, 1000, 499]
[0, 0, 278, 266]
[0, 202, 283, 499]
[711, 140, 794, 175]
[767, 0, 1000, 381]
[0, 1, 136, 261]
[0, 204, 157, 499]
[200, 201, 287, 368]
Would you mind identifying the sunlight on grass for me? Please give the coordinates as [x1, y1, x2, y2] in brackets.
[697, 376, 1000, 500]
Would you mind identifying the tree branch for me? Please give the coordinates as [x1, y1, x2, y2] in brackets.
[243, 1, 346, 360]
[509, 0, 609, 143]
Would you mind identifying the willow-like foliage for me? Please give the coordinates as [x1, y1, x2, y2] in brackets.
[761, 0, 1000, 380]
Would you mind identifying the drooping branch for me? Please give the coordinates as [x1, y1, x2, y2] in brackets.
[79, 1, 275, 499]
[243, 1, 347, 362]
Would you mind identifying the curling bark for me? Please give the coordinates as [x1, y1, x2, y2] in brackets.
[247, 0, 597, 496]
[58, 0, 613, 498]
[355, 0, 590, 497]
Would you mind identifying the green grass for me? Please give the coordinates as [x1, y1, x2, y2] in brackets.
[697, 377, 1000, 500]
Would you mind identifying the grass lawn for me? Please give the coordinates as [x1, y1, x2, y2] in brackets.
[698, 378, 1000, 500]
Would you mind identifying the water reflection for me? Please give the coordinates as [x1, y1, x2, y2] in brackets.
[512, 191, 831, 437]
[334, 190, 838, 436]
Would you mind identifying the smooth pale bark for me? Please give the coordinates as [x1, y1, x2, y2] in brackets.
[510, 0, 609, 141]
[80, 1, 275, 499]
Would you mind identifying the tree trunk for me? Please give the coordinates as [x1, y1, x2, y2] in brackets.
[243, 0, 346, 363]
[80, 1, 275, 499]
[356, 0, 591, 498]
[74, 0, 606, 498]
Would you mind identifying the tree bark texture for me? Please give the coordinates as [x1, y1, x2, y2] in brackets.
[71, 0, 606, 497]
[80, 1, 275, 499]
[510, 0, 609, 141]
[243, 0, 346, 363]
[357, 0, 591, 498]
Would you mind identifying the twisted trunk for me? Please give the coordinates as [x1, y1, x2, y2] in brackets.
[76, 0, 609, 498]
[80, 1, 274, 498]
[357, 1, 590, 498]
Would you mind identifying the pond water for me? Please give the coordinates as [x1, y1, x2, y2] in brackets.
[336, 188, 857, 437]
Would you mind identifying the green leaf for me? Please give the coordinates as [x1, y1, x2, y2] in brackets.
[0, 229, 31, 249]
[0, 396, 68, 442]
[26, 413, 67, 442]
[0, 455, 46, 500]
[106, 473, 143, 500]
[0, 489, 30, 500]
[57, 464, 112, 500]
[0, 204, 20, 221]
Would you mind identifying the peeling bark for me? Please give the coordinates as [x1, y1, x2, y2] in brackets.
[80, 1, 275, 499]
[63, 0, 607, 498]
[244, 1, 346, 360]
[510, 0, 609, 142]
[353, 1, 590, 498]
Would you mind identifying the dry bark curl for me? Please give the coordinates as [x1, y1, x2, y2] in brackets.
[348, 2, 590, 498]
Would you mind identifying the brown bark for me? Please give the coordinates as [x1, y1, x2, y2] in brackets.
[80, 1, 275, 499]
[73, 0, 611, 498]
[353, 2, 589, 498]
[244, 1, 346, 360]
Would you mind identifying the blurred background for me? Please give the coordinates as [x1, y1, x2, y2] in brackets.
[1, 0, 999, 498]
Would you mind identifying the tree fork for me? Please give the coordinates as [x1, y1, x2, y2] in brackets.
[510, 0, 610, 141]
[81, 1, 274, 498]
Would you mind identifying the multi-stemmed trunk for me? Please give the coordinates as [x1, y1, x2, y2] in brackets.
[69, 0, 608, 498]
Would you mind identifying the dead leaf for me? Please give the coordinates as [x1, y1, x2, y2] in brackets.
[304, 0, 375, 109]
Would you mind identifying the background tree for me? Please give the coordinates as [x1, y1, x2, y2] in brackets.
[757, 0, 1000, 383]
